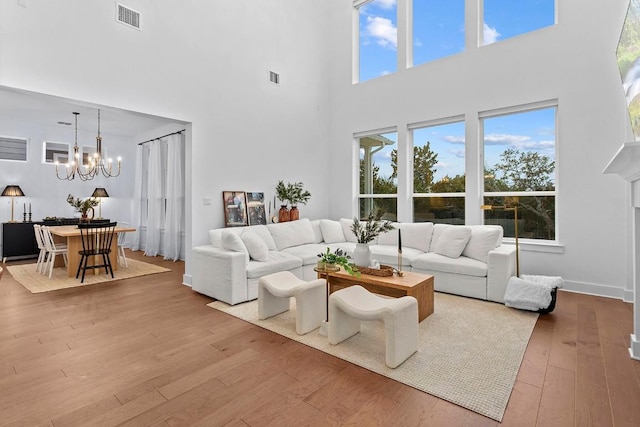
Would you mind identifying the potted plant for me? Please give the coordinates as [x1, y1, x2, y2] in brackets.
[316, 247, 360, 277]
[66, 194, 99, 221]
[350, 210, 395, 267]
[275, 181, 311, 222]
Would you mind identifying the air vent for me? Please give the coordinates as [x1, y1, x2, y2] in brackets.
[269, 71, 280, 85]
[117, 4, 140, 29]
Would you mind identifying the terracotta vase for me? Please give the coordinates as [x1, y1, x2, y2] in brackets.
[289, 206, 300, 221]
[278, 205, 290, 223]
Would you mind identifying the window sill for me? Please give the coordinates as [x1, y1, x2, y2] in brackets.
[502, 238, 564, 254]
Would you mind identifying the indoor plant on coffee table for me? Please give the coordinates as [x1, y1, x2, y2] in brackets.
[350, 210, 394, 267]
[316, 247, 360, 277]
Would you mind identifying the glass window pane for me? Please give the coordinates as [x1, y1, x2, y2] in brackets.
[359, 132, 398, 196]
[413, 196, 465, 224]
[413, 121, 465, 193]
[413, 0, 465, 66]
[483, 0, 555, 45]
[82, 146, 95, 166]
[359, 0, 397, 82]
[359, 197, 397, 221]
[483, 195, 555, 240]
[44, 141, 69, 164]
[483, 107, 556, 191]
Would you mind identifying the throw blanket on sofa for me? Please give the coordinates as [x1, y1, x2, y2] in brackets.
[504, 275, 564, 311]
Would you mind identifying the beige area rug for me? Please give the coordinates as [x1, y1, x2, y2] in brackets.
[6, 259, 171, 293]
[208, 293, 538, 421]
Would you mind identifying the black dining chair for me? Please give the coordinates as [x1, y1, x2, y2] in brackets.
[76, 222, 118, 283]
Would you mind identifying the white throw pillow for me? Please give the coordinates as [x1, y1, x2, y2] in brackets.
[267, 218, 316, 250]
[221, 229, 249, 263]
[462, 226, 502, 263]
[240, 230, 269, 262]
[433, 226, 472, 259]
[310, 220, 324, 243]
[339, 218, 358, 243]
[320, 219, 346, 243]
[248, 225, 277, 250]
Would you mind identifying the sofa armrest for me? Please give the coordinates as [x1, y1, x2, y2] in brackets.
[486, 245, 517, 303]
[192, 245, 249, 305]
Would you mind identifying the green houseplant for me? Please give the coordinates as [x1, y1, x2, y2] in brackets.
[350, 210, 395, 267]
[66, 194, 99, 219]
[275, 180, 311, 222]
[316, 247, 360, 277]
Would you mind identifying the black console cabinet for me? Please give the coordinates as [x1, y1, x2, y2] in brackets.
[1, 222, 42, 261]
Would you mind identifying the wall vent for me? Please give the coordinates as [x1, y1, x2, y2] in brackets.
[117, 4, 140, 30]
[269, 71, 280, 85]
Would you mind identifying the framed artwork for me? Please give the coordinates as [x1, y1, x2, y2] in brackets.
[246, 192, 266, 225]
[222, 191, 248, 227]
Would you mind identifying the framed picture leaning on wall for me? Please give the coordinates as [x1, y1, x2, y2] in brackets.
[246, 192, 266, 225]
[223, 191, 248, 227]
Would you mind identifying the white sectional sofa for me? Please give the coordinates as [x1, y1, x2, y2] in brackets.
[191, 218, 516, 305]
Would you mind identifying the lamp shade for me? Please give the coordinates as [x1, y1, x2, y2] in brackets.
[1, 185, 25, 197]
[91, 187, 109, 198]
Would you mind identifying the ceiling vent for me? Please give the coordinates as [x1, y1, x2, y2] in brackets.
[117, 4, 140, 30]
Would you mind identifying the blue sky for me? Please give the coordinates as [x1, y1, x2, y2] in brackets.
[360, 0, 556, 185]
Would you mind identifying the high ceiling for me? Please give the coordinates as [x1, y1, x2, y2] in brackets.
[0, 86, 182, 139]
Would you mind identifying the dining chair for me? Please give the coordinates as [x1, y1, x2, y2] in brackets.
[117, 221, 129, 267]
[41, 226, 68, 278]
[76, 222, 117, 283]
[33, 224, 48, 274]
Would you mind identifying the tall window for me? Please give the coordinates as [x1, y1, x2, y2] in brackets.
[43, 141, 69, 164]
[412, 0, 465, 67]
[411, 120, 466, 224]
[359, 131, 398, 220]
[482, 0, 556, 45]
[482, 104, 556, 240]
[357, 0, 398, 83]
[0, 136, 27, 161]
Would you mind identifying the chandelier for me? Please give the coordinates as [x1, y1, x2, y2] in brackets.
[56, 109, 122, 181]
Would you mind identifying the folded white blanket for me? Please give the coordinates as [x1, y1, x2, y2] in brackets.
[520, 275, 564, 289]
[504, 276, 554, 311]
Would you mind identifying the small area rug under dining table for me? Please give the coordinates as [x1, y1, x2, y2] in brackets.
[208, 292, 538, 421]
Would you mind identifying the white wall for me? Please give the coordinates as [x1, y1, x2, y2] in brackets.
[326, 0, 632, 299]
[0, 0, 333, 283]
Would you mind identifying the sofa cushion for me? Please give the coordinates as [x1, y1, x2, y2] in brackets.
[411, 252, 487, 277]
[369, 245, 421, 266]
[240, 230, 269, 262]
[221, 229, 249, 263]
[282, 243, 330, 265]
[339, 218, 358, 243]
[376, 222, 434, 252]
[320, 219, 346, 243]
[461, 226, 503, 263]
[249, 225, 277, 250]
[309, 220, 324, 243]
[433, 226, 472, 258]
[429, 223, 449, 252]
[267, 218, 316, 250]
[209, 229, 223, 248]
[245, 251, 303, 279]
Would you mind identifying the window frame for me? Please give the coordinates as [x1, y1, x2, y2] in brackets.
[0, 135, 28, 162]
[42, 140, 70, 165]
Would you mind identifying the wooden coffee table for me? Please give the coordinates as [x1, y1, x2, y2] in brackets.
[326, 269, 434, 322]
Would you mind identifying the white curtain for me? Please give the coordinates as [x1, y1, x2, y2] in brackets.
[145, 140, 163, 256]
[130, 145, 144, 251]
[163, 134, 183, 261]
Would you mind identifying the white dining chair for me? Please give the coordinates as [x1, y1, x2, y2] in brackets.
[41, 226, 68, 278]
[117, 221, 129, 267]
[33, 224, 48, 274]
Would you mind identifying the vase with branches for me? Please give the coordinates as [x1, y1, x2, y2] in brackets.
[275, 180, 311, 222]
[350, 210, 394, 267]
[66, 194, 99, 220]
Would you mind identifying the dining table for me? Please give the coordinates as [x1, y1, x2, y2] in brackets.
[48, 224, 136, 277]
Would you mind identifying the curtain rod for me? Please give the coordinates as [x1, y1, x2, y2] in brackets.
[138, 129, 186, 145]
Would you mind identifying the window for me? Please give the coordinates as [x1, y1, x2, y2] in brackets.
[357, 0, 398, 83]
[359, 131, 398, 220]
[412, 0, 465, 67]
[482, 0, 556, 45]
[482, 104, 556, 240]
[82, 145, 95, 166]
[411, 119, 466, 224]
[0, 136, 27, 161]
[43, 141, 69, 164]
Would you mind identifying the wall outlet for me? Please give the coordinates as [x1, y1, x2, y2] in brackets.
[203, 197, 211, 206]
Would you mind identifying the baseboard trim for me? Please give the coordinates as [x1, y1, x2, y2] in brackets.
[630, 334, 640, 361]
[182, 273, 192, 287]
[562, 279, 627, 300]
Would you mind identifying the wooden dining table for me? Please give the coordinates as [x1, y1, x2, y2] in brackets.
[48, 225, 136, 277]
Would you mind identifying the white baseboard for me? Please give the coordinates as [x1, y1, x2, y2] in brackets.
[562, 279, 627, 300]
[623, 289, 635, 303]
[182, 273, 192, 287]
[630, 334, 640, 361]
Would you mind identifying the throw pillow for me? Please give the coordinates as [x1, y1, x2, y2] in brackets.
[433, 226, 472, 259]
[462, 226, 502, 263]
[267, 218, 316, 250]
[320, 219, 346, 243]
[240, 230, 269, 262]
[221, 230, 249, 263]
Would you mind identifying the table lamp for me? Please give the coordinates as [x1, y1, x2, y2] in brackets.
[1, 185, 25, 223]
[91, 187, 109, 219]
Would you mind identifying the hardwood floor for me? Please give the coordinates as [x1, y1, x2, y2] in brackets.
[1, 251, 639, 426]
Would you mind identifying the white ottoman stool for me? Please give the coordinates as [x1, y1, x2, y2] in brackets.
[258, 271, 326, 335]
[328, 285, 418, 368]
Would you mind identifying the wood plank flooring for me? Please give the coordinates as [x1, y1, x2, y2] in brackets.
[1, 252, 639, 426]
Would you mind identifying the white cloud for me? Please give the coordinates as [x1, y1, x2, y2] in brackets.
[484, 133, 530, 145]
[367, 16, 397, 49]
[444, 135, 465, 144]
[515, 140, 555, 150]
[483, 23, 501, 45]
[374, 0, 397, 10]
[449, 148, 466, 158]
